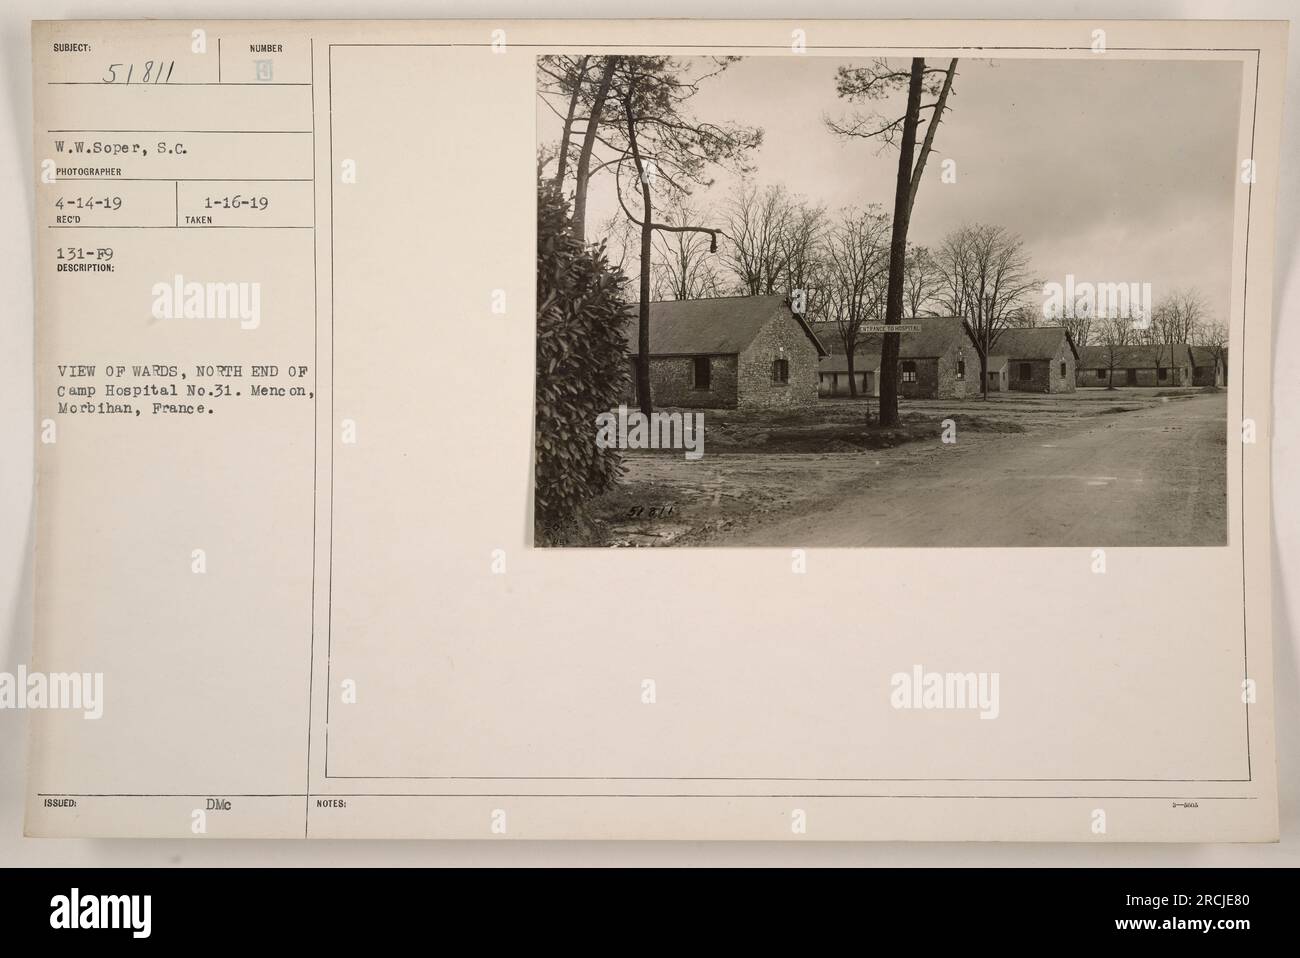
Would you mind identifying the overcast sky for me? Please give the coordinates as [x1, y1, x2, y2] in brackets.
[542, 56, 1243, 322]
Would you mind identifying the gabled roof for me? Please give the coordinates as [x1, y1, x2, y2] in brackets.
[624, 294, 827, 357]
[1190, 346, 1222, 367]
[815, 316, 976, 373]
[992, 326, 1080, 362]
[1078, 343, 1192, 369]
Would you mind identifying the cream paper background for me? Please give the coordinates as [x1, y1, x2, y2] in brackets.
[5, 8, 1292, 852]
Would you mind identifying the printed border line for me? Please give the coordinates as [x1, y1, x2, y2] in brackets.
[38, 793, 307, 798]
[319, 775, 1252, 783]
[1241, 50, 1259, 782]
[39, 792, 1257, 801]
[315, 41, 1259, 795]
[305, 36, 319, 838]
[324, 41, 336, 787]
[325, 44, 1264, 52]
[43, 178, 313, 182]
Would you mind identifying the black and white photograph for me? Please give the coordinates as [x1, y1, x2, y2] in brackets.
[535, 54, 1235, 547]
[3, 3, 1295, 923]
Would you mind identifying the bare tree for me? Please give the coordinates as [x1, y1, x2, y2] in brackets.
[1148, 339, 1168, 381]
[595, 211, 639, 275]
[1098, 315, 1135, 389]
[1193, 318, 1228, 386]
[1132, 289, 1208, 384]
[821, 207, 891, 397]
[933, 223, 1037, 398]
[828, 57, 958, 425]
[903, 244, 942, 317]
[1005, 303, 1040, 328]
[1132, 313, 1160, 346]
[719, 181, 793, 295]
[776, 198, 827, 311]
[1047, 292, 1095, 349]
[651, 197, 725, 300]
[719, 180, 828, 317]
[1153, 288, 1208, 345]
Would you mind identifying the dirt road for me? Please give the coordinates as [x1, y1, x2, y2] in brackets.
[714, 392, 1228, 547]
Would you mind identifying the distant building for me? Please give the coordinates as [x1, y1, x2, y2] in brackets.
[816, 316, 983, 400]
[623, 294, 827, 410]
[1190, 346, 1226, 387]
[817, 334, 881, 398]
[991, 327, 1079, 393]
[1076, 343, 1194, 387]
[818, 352, 880, 398]
[984, 354, 1009, 393]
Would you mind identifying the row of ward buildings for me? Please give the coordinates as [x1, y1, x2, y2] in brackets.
[619, 295, 1224, 410]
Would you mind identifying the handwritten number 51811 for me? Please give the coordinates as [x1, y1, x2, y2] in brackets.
[102, 60, 175, 84]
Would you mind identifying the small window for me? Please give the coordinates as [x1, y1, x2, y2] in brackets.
[1019, 362, 1033, 380]
[771, 358, 789, 384]
[956, 359, 966, 380]
[1158, 367, 1168, 381]
[1059, 361, 1067, 378]
[900, 361, 917, 383]
[1097, 369, 1106, 379]
[693, 356, 711, 390]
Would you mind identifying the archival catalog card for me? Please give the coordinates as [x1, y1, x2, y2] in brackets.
[26, 19, 1284, 840]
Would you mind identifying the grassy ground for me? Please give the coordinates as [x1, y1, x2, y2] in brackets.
[702, 402, 1024, 454]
